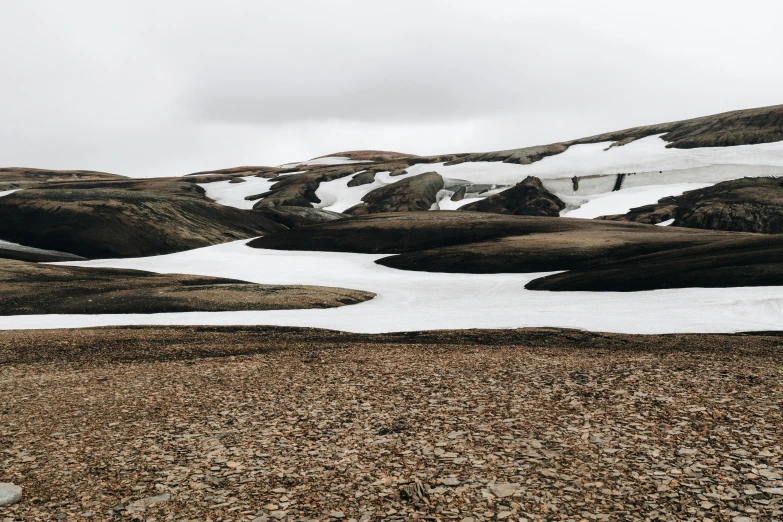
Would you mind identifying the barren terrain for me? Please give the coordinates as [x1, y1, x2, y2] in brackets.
[1, 327, 782, 521]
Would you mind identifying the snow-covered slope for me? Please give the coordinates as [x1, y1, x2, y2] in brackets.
[3, 239, 780, 333]
[313, 170, 426, 213]
[560, 183, 713, 219]
[198, 135, 783, 218]
[0, 189, 19, 198]
[406, 135, 783, 188]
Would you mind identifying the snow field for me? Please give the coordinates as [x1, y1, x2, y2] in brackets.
[1, 239, 779, 334]
[560, 183, 713, 219]
[197, 176, 277, 210]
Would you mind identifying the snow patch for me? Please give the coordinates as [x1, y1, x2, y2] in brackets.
[3, 239, 778, 334]
[313, 171, 419, 213]
[198, 176, 277, 210]
[656, 219, 675, 227]
[561, 183, 712, 219]
[0, 239, 79, 258]
[0, 189, 19, 198]
[406, 136, 783, 185]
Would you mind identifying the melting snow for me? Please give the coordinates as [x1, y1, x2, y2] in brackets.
[198, 176, 277, 210]
[1, 239, 779, 334]
[405, 136, 783, 185]
[313, 171, 418, 213]
[0, 190, 19, 198]
[561, 183, 712, 219]
[0, 239, 79, 258]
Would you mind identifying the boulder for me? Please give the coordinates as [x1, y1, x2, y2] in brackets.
[460, 176, 564, 216]
[345, 172, 444, 215]
[0, 483, 22, 506]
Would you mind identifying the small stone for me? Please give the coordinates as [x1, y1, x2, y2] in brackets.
[763, 487, 783, 495]
[490, 483, 519, 498]
[0, 483, 22, 506]
[270, 510, 287, 520]
[331, 511, 346, 518]
[125, 492, 171, 513]
[252, 517, 270, 522]
[440, 477, 460, 486]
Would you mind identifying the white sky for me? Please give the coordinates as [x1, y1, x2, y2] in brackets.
[1, 0, 782, 177]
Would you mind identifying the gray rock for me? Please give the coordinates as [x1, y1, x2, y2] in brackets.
[439, 477, 460, 486]
[489, 483, 520, 498]
[450, 186, 466, 202]
[346, 172, 444, 215]
[460, 176, 564, 217]
[125, 492, 171, 513]
[0, 482, 22, 506]
[347, 171, 376, 187]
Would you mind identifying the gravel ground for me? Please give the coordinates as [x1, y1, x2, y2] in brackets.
[1, 326, 782, 521]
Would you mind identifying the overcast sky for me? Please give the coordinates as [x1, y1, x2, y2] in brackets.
[1, 0, 782, 177]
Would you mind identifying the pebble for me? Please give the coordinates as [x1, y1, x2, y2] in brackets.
[0, 483, 22, 506]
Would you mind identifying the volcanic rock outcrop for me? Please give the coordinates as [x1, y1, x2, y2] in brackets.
[345, 172, 444, 215]
[459, 176, 565, 216]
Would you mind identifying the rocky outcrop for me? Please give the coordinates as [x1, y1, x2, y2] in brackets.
[601, 177, 783, 233]
[256, 206, 347, 229]
[450, 186, 466, 201]
[449, 104, 783, 167]
[347, 170, 377, 187]
[0, 188, 286, 258]
[345, 172, 444, 215]
[252, 167, 362, 209]
[459, 176, 565, 216]
[571, 103, 783, 149]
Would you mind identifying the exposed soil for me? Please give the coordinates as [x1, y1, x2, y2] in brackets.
[1, 326, 781, 521]
[0, 259, 374, 315]
[255, 206, 348, 229]
[525, 234, 783, 292]
[0, 188, 286, 258]
[0, 168, 123, 190]
[602, 177, 783, 234]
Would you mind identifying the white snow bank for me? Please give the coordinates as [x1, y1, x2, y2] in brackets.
[655, 219, 675, 227]
[279, 156, 371, 168]
[405, 136, 783, 185]
[1, 239, 779, 334]
[313, 171, 419, 213]
[561, 183, 712, 219]
[0, 189, 19, 198]
[198, 176, 277, 210]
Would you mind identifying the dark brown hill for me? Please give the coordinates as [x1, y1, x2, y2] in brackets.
[0, 188, 285, 258]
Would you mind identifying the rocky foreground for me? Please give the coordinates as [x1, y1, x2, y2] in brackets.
[1, 327, 782, 521]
